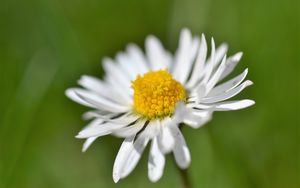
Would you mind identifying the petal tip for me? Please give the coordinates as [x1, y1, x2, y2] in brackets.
[81, 147, 87, 153]
[247, 100, 255, 106]
[234, 52, 243, 61]
[65, 88, 75, 98]
[113, 173, 120, 183]
[181, 27, 191, 34]
[75, 134, 84, 139]
[245, 80, 254, 86]
[146, 35, 156, 43]
[148, 175, 160, 183]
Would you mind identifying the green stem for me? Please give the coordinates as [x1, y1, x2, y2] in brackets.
[177, 167, 192, 188]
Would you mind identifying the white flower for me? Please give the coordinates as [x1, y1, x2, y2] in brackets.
[66, 28, 254, 183]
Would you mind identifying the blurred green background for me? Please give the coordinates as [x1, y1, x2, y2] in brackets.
[0, 0, 299, 187]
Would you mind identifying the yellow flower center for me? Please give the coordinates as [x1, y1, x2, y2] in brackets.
[132, 69, 186, 119]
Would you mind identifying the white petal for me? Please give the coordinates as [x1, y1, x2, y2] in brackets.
[148, 137, 165, 182]
[209, 99, 255, 111]
[174, 102, 212, 128]
[120, 135, 149, 179]
[170, 126, 191, 169]
[219, 52, 243, 81]
[196, 84, 207, 102]
[76, 122, 123, 138]
[82, 137, 98, 152]
[78, 75, 106, 94]
[205, 55, 227, 94]
[183, 110, 212, 129]
[157, 118, 175, 154]
[66, 88, 130, 112]
[66, 88, 95, 108]
[136, 120, 161, 140]
[116, 53, 139, 80]
[82, 111, 115, 121]
[118, 121, 161, 178]
[210, 43, 228, 70]
[126, 44, 149, 74]
[113, 136, 134, 183]
[103, 58, 131, 94]
[105, 75, 132, 102]
[171, 102, 189, 124]
[145, 35, 170, 70]
[172, 29, 198, 84]
[112, 119, 146, 138]
[188, 84, 206, 103]
[202, 38, 216, 84]
[207, 68, 248, 97]
[179, 36, 200, 84]
[186, 34, 208, 88]
[113, 122, 158, 182]
[201, 80, 253, 104]
[82, 118, 105, 128]
[102, 114, 140, 124]
[76, 114, 136, 138]
[80, 118, 105, 151]
[78, 75, 129, 105]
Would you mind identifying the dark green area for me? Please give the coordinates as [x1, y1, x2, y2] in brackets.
[0, 0, 299, 187]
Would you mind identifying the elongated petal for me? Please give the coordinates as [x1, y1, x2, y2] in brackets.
[66, 89, 95, 108]
[170, 126, 191, 169]
[183, 110, 212, 129]
[120, 136, 149, 179]
[170, 102, 190, 124]
[79, 118, 105, 151]
[209, 99, 255, 111]
[186, 34, 207, 88]
[113, 121, 157, 182]
[120, 121, 160, 180]
[100, 114, 139, 124]
[172, 29, 192, 81]
[209, 43, 228, 70]
[76, 122, 123, 138]
[66, 88, 130, 112]
[201, 80, 253, 104]
[103, 58, 132, 95]
[113, 136, 134, 183]
[78, 75, 107, 94]
[78, 75, 130, 105]
[157, 118, 175, 154]
[219, 52, 243, 81]
[178, 36, 200, 84]
[191, 84, 206, 104]
[207, 68, 248, 97]
[146, 36, 171, 70]
[82, 137, 98, 152]
[105, 75, 132, 102]
[77, 113, 129, 136]
[202, 38, 216, 84]
[112, 119, 145, 138]
[205, 55, 227, 94]
[126, 44, 149, 74]
[148, 137, 165, 182]
[77, 114, 139, 138]
[82, 111, 121, 121]
[116, 52, 139, 80]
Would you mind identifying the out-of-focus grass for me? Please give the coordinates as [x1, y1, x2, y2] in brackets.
[0, 0, 298, 188]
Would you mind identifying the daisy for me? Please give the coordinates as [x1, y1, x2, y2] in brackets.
[66, 28, 254, 183]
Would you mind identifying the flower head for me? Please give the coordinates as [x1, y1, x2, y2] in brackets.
[132, 69, 186, 119]
[66, 28, 254, 183]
